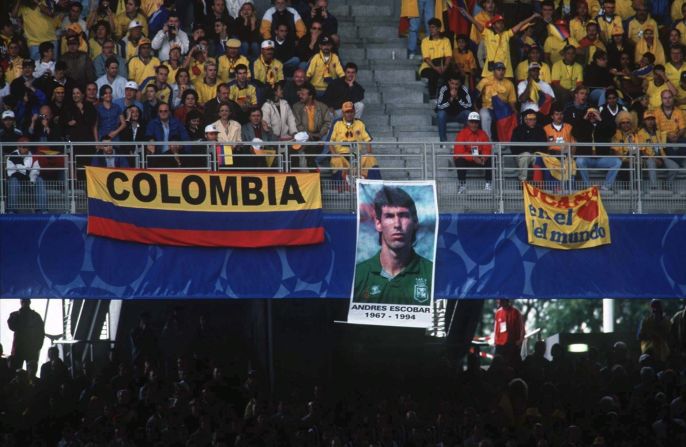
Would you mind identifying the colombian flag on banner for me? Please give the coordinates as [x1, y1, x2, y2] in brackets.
[85, 167, 325, 248]
[523, 182, 611, 250]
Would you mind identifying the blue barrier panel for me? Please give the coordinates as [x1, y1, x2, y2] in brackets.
[1, 214, 685, 299]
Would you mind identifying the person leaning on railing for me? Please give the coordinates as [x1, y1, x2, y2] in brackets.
[6, 136, 47, 213]
[91, 136, 129, 168]
[511, 109, 547, 183]
[571, 107, 621, 191]
[637, 111, 679, 189]
[328, 101, 378, 181]
[453, 112, 493, 194]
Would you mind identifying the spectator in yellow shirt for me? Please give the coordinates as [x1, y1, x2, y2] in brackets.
[569, 1, 591, 43]
[516, 45, 551, 83]
[476, 62, 517, 139]
[120, 19, 145, 61]
[451, 34, 478, 88]
[634, 27, 665, 67]
[626, 6, 657, 45]
[329, 102, 378, 180]
[193, 60, 221, 104]
[459, 8, 540, 79]
[127, 38, 160, 85]
[114, 0, 149, 39]
[468, 0, 495, 47]
[218, 39, 252, 83]
[596, 0, 623, 43]
[306, 35, 343, 96]
[419, 18, 452, 99]
[551, 44, 584, 106]
[253, 40, 284, 89]
[13, 0, 58, 60]
[653, 89, 686, 144]
[229, 64, 258, 112]
[644, 66, 676, 110]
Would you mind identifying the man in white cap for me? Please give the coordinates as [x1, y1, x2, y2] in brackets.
[517, 62, 555, 113]
[218, 38, 251, 83]
[114, 81, 145, 115]
[453, 111, 493, 193]
[96, 56, 128, 99]
[120, 19, 146, 61]
[151, 13, 189, 61]
[0, 111, 24, 148]
[204, 123, 219, 141]
[114, 0, 149, 40]
[254, 40, 284, 88]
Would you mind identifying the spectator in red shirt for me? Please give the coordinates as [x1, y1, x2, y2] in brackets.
[494, 299, 525, 367]
[453, 111, 493, 194]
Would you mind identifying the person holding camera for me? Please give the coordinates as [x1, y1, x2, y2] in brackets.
[152, 13, 189, 62]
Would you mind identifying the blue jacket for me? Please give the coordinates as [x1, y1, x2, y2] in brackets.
[144, 117, 190, 153]
[91, 152, 130, 168]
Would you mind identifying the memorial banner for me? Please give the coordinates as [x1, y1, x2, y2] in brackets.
[523, 182, 611, 250]
[347, 180, 438, 328]
[86, 167, 324, 248]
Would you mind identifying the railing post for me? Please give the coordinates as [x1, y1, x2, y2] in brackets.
[497, 144, 504, 213]
[0, 153, 4, 214]
[636, 151, 643, 214]
[355, 143, 361, 179]
[431, 143, 437, 181]
[69, 143, 76, 214]
[423, 143, 428, 180]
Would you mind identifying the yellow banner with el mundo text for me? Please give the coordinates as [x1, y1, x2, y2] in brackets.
[523, 182, 611, 250]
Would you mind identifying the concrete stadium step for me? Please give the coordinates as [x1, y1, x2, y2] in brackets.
[362, 114, 390, 127]
[381, 88, 424, 104]
[339, 47, 365, 62]
[350, 5, 393, 16]
[373, 69, 416, 83]
[328, 4, 350, 16]
[391, 114, 432, 126]
[365, 91, 382, 104]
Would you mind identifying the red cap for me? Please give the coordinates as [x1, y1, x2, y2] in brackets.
[489, 15, 505, 26]
[554, 19, 568, 27]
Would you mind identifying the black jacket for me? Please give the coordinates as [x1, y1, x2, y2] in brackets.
[570, 117, 615, 156]
[510, 124, 547, 155]
[323, 78, 365, 109]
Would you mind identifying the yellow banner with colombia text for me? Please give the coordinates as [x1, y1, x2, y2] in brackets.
[86, 167, 324, 248]
[523, 182, 611, 250]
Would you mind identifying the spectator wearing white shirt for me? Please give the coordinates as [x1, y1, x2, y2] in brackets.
[33, 42, 55, 79]
[6, 135, 46, 213]
[96, 57, 128, 99]
[517, 62, 556, 113]
[151, 13, 190, 61]
[225, 0, 253, 18]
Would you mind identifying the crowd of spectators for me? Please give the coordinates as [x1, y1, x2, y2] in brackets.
[0, 0, 378, 211]
[406, 0, 686, 191]
[3, 299, 686, 445]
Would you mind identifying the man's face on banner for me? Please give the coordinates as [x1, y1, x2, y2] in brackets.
[375, 205, 417, 251]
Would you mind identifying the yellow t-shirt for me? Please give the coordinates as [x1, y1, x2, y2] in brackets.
[306, 52, 344, 92]
[5, 57, 24, 85]
[481, 28, 514, 78]
[646, 83, 671, 109]
[193, 79, 219, 104]
[596, 15, 623, 43]
[636, 128, 666, 156]
[543, 36, 578, 65]
[515, 61, 552, 83]
[666, 62, 686, 86]
[673, 0, 686, 21]
[418, 36, 452, 73]
[141, 0, 164, 17]
[676, 85, 686, 111]
[89, 38, 104, 61]
[615, 0, 636, 21]
[454, 49, 477, 74]
[228, 83, 258, 107]
[218, 55, 252, 83]
[476, 77, 516, 109]
[253, 57, 284, 87]
[676, 21, 686, 47]
[551, 60, 584, 90]
[626, 18, 658, 45]
[635, 39, 666, 66]
[569, 17, 589, 43]
[19, 3, 57, 46]
[653, 107, 686, 140]
[114, 12, 149, 39]
[470, 11, 492, 45]
[128, 56, 161, 85]
[330, 119, 372, 154]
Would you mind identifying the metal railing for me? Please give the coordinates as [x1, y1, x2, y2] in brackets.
[1, 140, 685, 214]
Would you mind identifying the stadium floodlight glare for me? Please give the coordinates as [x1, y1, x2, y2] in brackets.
[568, 343, 589, 353]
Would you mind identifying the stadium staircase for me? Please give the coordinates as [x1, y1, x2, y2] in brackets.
[334, 0, 455, 181]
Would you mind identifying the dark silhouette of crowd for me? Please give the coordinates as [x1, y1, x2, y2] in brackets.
[0, 299, 686, 446]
